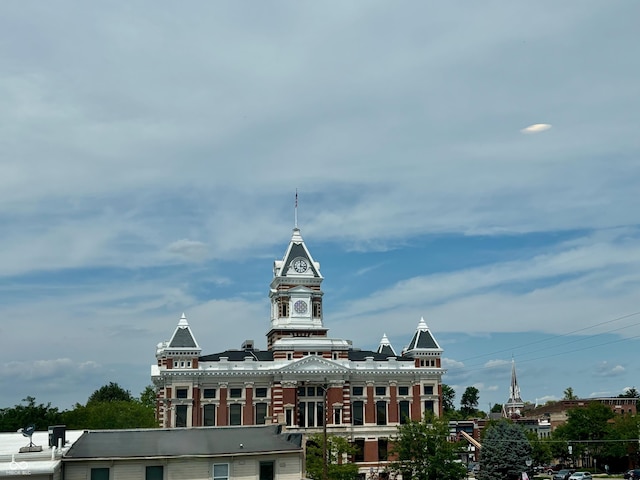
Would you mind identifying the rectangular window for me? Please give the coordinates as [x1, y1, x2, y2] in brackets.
[378, 439, 388, 461]
[229, 388, 242, 398]
[313, 302, 321, 318]
[285, 408, 293, 426]
[255, 387, 268, 398]
[175, 405, 188, 427]
[146, 466, 163, 480]
[317, 402, 324, 427]
[352, 401, 364, 426]
[354, 439, 365, 462]
[278, 299, 289, 317]
[259, 461, 275, 480]
[398, 386, 409, 396]
[297, 387, 306, 397]
[297, 402, 305, 427]
[203, 388, 216, 399]
[334, 407, 342, 425]
[424, 400, 434, 413]
[352, 386, 364, 396]
[229, 404, 242, 425]
[376, 400, 387, 425]
[91, 468, 109, 480]
[307, 386, 317, 396]
[399, 401, 410, 424]
[256, 403, 268, 425]
[176, 388, 188, 399]
[203, 404, 216, 426]
[307, 401, 316, 426]
[213, 464, 229, 480]
[423, 385, 434, 395]
[375, 386, 386, 396]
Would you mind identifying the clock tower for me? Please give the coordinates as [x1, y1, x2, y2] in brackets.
[266, 227, 326, 350]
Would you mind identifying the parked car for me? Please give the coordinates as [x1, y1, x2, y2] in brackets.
[553, 469, 575, 480]
[625, 469, 640, 480]
[568, 472, 592, 480]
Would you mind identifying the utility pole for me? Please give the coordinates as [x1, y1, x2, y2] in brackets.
[322, 380, 328, 480]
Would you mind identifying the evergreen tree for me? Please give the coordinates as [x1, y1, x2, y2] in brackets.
[477, 420, 532, 480]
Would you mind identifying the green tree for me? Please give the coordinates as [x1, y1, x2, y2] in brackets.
[63, 401, 157, 429]
[390, 414, 467, 480]
[605, 413, 640, 461]
[442, 384, 456, 415]
[0, 396, 63, 432]
[478, 420, 532, 480]
[619, 387, 639, 398]
[305, 433, 358, 480]
[87, 382, 133, 404]
[553, 402, 614, 464]
[61, 382, 158, 429]
[490, 403, 503, 414]
[526, 430, 553, 468]
[460, 386, 479, 417]
[563, 387, 577, 400]
[139, 385, 157, 410]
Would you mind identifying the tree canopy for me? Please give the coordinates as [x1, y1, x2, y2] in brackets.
[0, 396, 63, 432]
[305, 433, 359, 480]
[87, 382, 134, 404]
[390, 414, 467, 480]
[442, 384, 456, 415]
[460, 386, 479, 417]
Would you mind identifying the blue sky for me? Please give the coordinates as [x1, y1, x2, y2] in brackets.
[1, 1, 639, 412]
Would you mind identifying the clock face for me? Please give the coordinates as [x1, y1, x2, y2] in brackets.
[292, 258, 308, 273]
[294, 300, 308, 314]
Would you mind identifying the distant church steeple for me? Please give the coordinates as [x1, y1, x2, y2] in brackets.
[503, 357, 524, 418]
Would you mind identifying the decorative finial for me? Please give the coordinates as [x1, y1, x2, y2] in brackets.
[294, 189, 298, 229]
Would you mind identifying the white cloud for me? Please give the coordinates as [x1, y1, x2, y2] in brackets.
[484, 359, 510, 369]
[0, 359, 100, 381]
[593, 362, 626, 377]
[167, 239, 209, 262]
[520, 123, 552, 134]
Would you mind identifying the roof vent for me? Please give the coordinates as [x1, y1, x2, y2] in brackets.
[242, 340, 254, 350]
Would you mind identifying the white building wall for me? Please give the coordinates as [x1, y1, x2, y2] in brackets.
[63, 454, 304, 480]
[275, 454, 303, 480]
[112, 462, 144, 480]
[167, 459, 210, 480]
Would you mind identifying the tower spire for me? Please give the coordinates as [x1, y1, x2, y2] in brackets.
[504, 356, 524, 418]
[294, 189, 298, 228]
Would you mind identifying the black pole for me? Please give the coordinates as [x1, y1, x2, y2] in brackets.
[323, 381, 328, 480]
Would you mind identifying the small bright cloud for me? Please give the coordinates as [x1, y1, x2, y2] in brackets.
[594, 361, 625, 377]
[167, 239, 208, 261]
[484, 359, 510, 369]
[442, 357, 465, 369]
[521, 123, 552, 134]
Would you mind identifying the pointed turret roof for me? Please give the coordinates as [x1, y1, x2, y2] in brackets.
[376, 333, 397, 357]
[273, 228, 322, 279]
[404, 317, 442, 353]
[168, 313, 200, 350]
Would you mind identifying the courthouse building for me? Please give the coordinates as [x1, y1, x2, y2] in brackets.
[151, 225, 445, 469]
